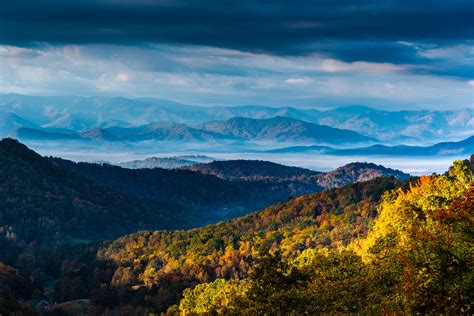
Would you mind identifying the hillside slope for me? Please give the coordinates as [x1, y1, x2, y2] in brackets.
[0, 138, 189, 244]
[268, 135, 474, 157]
[98, 177, 402, 286]
[52, 158, 324, 221]
[104, 122, 234, 142]
[96, 158, 472, 314]
[55, 158, 411, 223]
[169, 159, 473, 315]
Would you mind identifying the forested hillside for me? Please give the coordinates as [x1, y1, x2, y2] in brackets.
[0, 138, 408, 248]
[51, 158, 324, 221]
[165, 158, 473, 314]
[95, 157, 472, 314]
[118, 155, 214, 169]
[54, 157, 410, 223]
[0, 138, 189, 246]
[96, 176, 402, 312]
[0, 138, 470, 314]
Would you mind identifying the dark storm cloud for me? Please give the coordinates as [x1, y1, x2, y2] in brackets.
[1, 0, 472, 65]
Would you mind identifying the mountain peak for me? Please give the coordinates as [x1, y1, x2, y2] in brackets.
[316, 161, 411, 188]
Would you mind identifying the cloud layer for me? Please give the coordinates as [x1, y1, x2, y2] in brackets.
[0, 1, 472, 109]
[1, 44, 472, 109]
[1, 1, 472, 59]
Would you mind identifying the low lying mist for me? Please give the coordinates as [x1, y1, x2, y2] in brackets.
[22, 140, 467, 176]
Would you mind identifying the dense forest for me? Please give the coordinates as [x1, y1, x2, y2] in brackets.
[0, 138, 471, 314]
[82, 157, 474, 313]
[0, 139, 192, 245]
[163, 158, 473, 314]
[52, 157, 323, 223]
[52, 155, 409, 222]
[92, 176, 402, 312]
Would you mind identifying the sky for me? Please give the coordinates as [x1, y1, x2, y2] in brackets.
[0, 0, 473, 109]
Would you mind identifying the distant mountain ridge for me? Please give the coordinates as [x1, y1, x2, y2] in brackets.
[11, 127, 81, 141]
[103, 121, 234, 142]
[1, 93, 472, 143]
[0, 113, 38, 134]
[332, 135, 474, 156]
[317, 105, 473, 142]
[198, 116, 376, 144]
[3, 116, 375, 145]
[269, 135, 474, 157]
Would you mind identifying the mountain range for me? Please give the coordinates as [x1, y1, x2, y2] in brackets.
[0, 138, 411, 246]
[1, 116, 375, 146]
[198, 116, 375, 143]
[1, 93, 472, 144]
[270, 135, 474, 157]
[3, 117, 376, 145]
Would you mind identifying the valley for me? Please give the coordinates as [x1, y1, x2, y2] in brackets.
[23, 139, 468, 176]
[0, 138, 471, 314]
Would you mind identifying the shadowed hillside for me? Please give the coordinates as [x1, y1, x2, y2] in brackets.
[0, 138, 190, 245]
